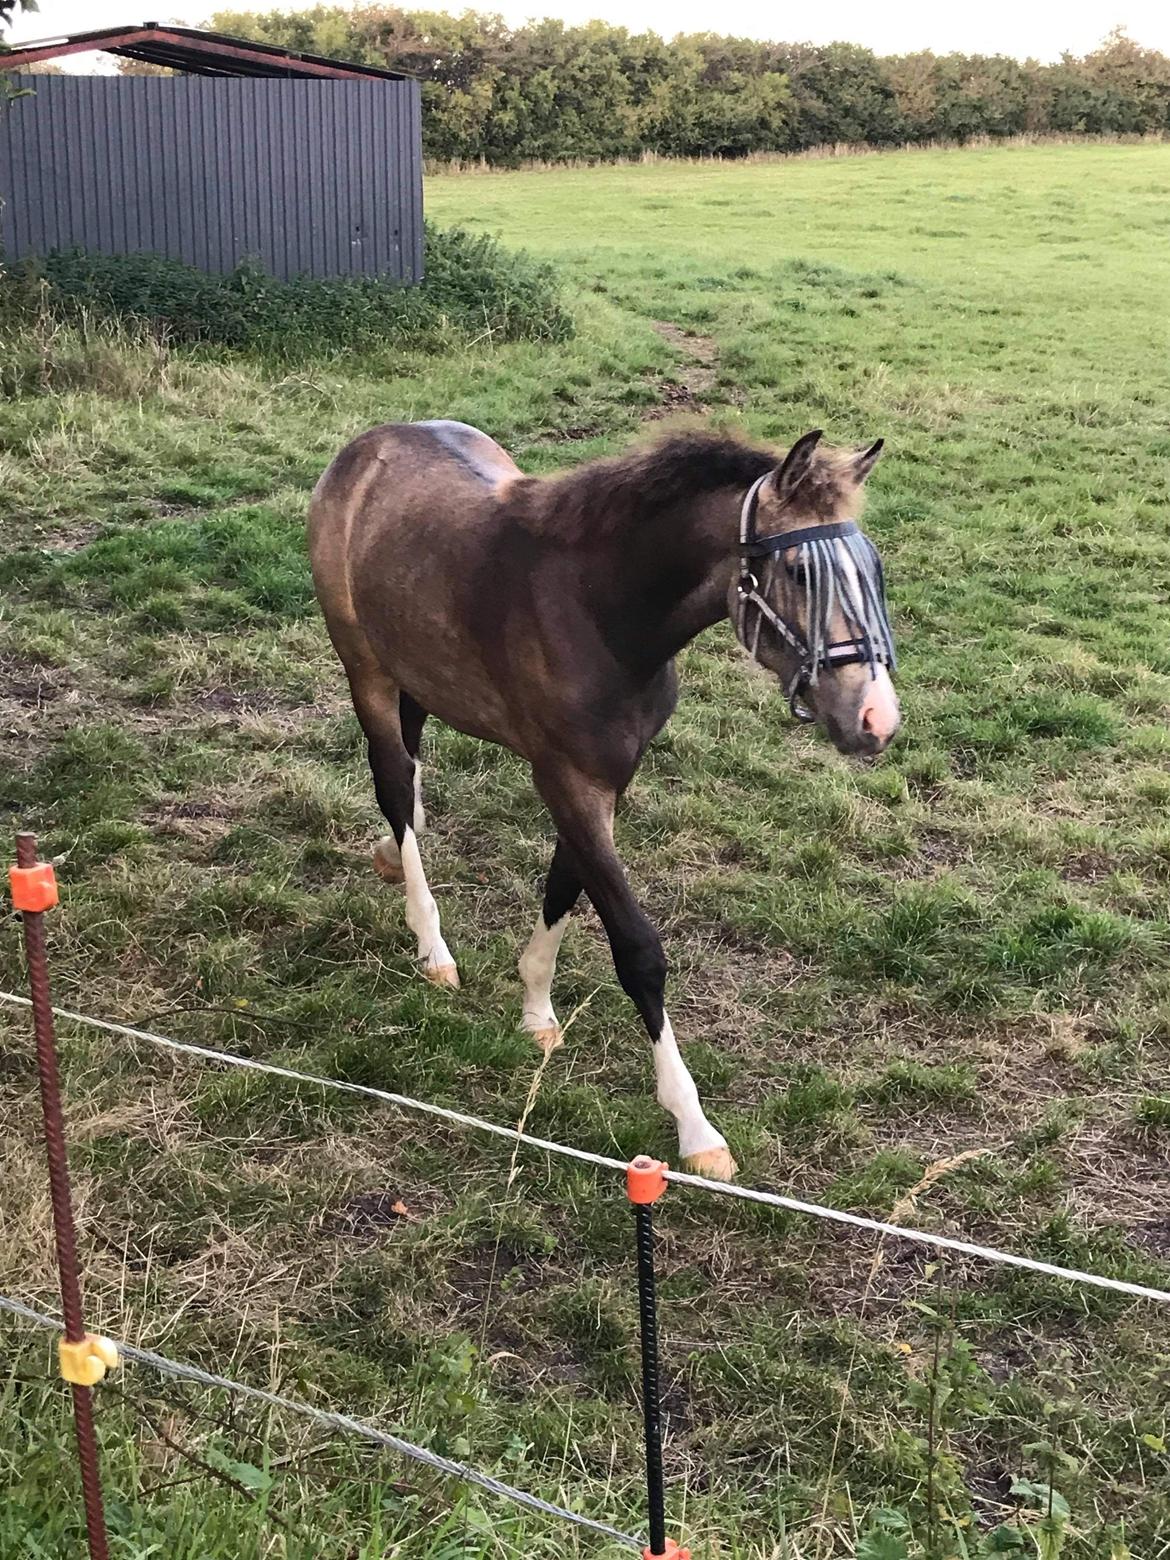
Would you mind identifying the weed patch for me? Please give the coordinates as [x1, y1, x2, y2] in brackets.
[3, 224, 573, 362]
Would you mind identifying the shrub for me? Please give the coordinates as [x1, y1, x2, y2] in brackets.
[1, 223, 573, 361]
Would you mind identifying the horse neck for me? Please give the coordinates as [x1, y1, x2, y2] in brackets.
[598, 487, 741, 669]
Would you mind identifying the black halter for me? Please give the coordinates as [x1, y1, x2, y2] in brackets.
[735, 474, 897, 721]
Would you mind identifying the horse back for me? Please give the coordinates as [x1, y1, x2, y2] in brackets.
[308, 420, 519, 636]
[310, 421, 685, 783]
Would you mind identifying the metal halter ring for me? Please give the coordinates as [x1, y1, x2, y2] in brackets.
[785, 665, 816, 722]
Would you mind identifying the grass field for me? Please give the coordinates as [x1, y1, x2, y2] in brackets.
[2, 141, 1170, 1558]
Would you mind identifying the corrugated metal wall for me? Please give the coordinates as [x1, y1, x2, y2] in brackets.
[0, 75, 424, 282]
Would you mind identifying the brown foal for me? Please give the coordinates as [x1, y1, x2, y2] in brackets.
[309, 421, 900, 1178]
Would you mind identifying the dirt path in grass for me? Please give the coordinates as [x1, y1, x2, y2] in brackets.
[645, 319, 720, 419]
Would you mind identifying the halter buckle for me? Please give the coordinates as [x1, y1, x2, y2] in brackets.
[736, 571, 759, 598]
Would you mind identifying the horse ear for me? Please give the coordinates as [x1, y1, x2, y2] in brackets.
[853, 439, 884, 483]
[769, 429, 823, 503]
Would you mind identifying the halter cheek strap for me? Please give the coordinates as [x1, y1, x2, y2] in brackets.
[735, 478, 816, 714]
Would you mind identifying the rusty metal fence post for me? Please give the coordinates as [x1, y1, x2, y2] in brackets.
[10, 832, 114, 1560]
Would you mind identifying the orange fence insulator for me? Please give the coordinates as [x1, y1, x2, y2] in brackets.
[9, 861, 58, 913]
[626, 1154, 668, 1205]
[645, 1540, 691, 1560]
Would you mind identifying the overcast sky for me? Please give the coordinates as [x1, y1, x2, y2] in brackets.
[8, 0, 1169, 65]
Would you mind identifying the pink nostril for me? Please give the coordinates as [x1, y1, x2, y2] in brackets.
[860, 692, 900, 744]
[857, 669, 900, 745]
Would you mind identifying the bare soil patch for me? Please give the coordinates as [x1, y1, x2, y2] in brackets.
[645, 320, 722, 418]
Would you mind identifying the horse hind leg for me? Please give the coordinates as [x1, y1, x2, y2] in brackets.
[353, 678, 458, 988]
[373, 690, 428, 880]
[400, 691, 428, 834]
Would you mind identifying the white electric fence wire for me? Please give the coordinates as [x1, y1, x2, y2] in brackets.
[1, 991, 1167, 1306]
[0, 1292, 644, 1549]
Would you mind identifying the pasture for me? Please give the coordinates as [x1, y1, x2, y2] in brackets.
[2, 141, 1169, 1557]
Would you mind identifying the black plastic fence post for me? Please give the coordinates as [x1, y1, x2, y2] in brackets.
[627, 1155, 689, 1560]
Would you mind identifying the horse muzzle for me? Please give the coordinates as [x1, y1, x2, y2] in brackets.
[810, 666, 901, 757]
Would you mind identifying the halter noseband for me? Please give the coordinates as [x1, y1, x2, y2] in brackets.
[735, 473, 896, 721]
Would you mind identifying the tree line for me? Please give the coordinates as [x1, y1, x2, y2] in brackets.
[201, 10, 1170, 165]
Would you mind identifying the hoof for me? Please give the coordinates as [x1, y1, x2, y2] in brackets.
[531, 1026, 563, 1056]
[424, 962, 460, 989]
[373, 842, 404, 884]
[681, 1145, 739, 1182]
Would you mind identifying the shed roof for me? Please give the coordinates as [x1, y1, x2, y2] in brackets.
[0, 22, 410, 80]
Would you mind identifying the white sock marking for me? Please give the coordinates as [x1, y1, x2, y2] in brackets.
[400, 826, 454, 975]
[653, 1014, 728, 1162]
[518, 911, 570, 1037]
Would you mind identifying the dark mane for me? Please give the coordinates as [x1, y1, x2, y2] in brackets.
[520, 431, 864, 536]
[532, 432, 778, 536]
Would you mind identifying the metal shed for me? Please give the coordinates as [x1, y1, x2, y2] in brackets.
[0, 24, 424, 282]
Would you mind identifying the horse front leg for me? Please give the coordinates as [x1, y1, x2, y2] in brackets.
[535, 765, 738, 1180]
[519, 837, 581, 1053]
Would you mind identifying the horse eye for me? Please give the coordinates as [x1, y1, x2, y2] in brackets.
[785, 559, 810, 585]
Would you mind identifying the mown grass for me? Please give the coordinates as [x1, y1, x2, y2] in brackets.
[1, 142, 1169, 1557]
